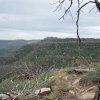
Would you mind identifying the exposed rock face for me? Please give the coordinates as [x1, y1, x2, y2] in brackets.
[35, 88, 51, 96]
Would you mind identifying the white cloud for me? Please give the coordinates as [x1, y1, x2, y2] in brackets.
[0, 0, 100, 39]
[0, 13, 32, 22]
[1, 21, 100, 40]
[80, 25, 100, 34]
[0, 28, 76, 40]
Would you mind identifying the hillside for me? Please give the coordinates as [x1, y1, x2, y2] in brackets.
[0, 40, 40, 56]
[0, 38, 100, 100]
[0, 38, 99, 80]
[0, 38, 100, 66]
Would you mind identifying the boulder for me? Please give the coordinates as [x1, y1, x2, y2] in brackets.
[35, 88, 51, 96]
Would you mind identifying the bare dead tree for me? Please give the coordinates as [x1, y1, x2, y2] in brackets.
[52, 0, 100, 99]
[52, 0, 100, 42]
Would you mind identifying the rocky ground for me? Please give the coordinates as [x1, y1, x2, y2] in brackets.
[0, 68, 97, 100]
[32, 68, 97, 100]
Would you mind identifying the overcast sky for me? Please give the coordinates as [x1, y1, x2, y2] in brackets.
[0, 0, 100, 40]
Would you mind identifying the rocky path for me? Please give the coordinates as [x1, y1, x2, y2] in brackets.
[63, 73, 97, 100]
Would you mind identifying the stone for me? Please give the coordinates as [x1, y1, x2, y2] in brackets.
[50, 76, 55, 79]
[74, 68, 94, 73]
[6, 92, 17, 99]
[86, 86, 96, 92]
[62, 76, 68, 81]
[80, 92, 95, 100]
[35, 88, 51, 95]
[0, 93, 12, 100]
[69, 90, 75, 96]
[72, 78, 81, 85]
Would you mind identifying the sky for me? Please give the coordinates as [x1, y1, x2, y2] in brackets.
[0, 0, 100, 40]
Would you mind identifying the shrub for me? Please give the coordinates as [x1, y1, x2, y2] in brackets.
[42, 91, 60, 100]
[57, 82, 71, 92]
[80, 63, 100, 84]
[80, 71, 99, 84]
[0, 79, 14, 92]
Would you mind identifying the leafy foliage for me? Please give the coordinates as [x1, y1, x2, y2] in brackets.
[80, 63, 100, 84]
[0, 38, 100, 83]
[0, 38, 100, 66]
[42, 91, 60, 100]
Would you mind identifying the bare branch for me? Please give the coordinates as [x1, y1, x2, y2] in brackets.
[68, 10, 74, 22]
[76, 1, 95, 42]
[77, 0, 80, 8]
[89, 6, 96, 13]
[53, 0, 100, 42]
[52, 0, 66, 11]
[60, 0, 73, 19]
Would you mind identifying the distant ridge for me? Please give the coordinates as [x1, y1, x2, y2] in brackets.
[0, 40, 40, 56]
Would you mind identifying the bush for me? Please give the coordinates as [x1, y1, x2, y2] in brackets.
[42, 91, 60, 100]
[0, 79, 14, 92]
[80, 63, 100, 84]
[80, 71, 99, 84]
[57, 82, 71, 92]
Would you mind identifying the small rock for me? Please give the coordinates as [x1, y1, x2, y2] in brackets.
[74, 68, 94, 73]
[50, 76, 55, 79]
[72, 78, 81, 85]
[62, 76, 68, 81]
[69, 90, 75, 96]
[6, 92, 18, 99]
[80, 92, 95, 100]
[35, 88, 51, 96]
[0, 93, 12, 100]
[86, 86, 96, 92]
